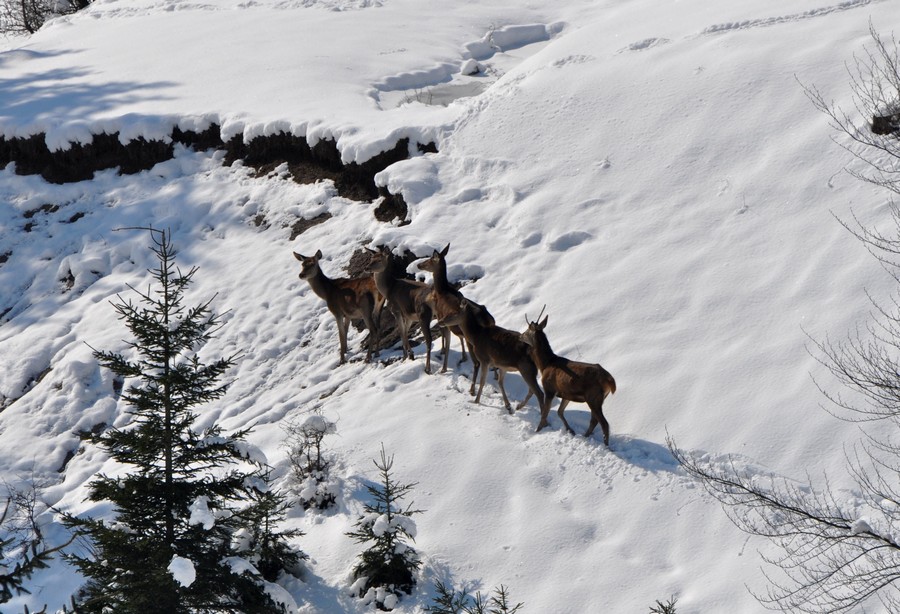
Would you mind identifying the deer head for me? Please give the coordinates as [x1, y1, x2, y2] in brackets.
[418, 243, 450, 274]
[294, 249, 323, 280]
[521, 307, 548, 347]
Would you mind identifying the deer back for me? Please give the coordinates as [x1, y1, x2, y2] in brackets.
[448, 301, 528, 370]
[544, 357, 615, 402]
[332, 275, 379, 318]
[523, 316, 615, 401]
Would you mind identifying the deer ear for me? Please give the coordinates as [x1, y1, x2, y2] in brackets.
[440, 243, 450, 257]
[539, 315, 549, 329]
[315, 249, 323, 259]
[293, 252, 304, 261]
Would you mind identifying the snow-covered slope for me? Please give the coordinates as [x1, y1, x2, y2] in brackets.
[2, 0, 899, 611]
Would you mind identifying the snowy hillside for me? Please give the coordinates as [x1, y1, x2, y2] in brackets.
[2, 0, 900, 611]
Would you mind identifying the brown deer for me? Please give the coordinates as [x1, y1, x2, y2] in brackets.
[440, 299, 544, 414]
[520, 313, 616, 445]
[418, 243, 492, 373]
[294, 250, 381, 365]
[368, 246, 437, 373]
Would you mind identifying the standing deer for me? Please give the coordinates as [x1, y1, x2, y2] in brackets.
[294, 250, 381, 365]
[440, 299, 544, 414]
[520, 313, 616, 446]
[368, 246, 437, 373]
[418, 243, 490, 373]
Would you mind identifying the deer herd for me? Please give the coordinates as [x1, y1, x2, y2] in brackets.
[293, 244, 617, 446]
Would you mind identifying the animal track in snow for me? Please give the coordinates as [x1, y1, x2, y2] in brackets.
[548, 230, 593, 252]
[617, 38, 671, 54]
[551, 54, 596, 67]
[699, 0, 874, 35]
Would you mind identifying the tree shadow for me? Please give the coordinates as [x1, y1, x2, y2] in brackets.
[0, 57, 178, 127]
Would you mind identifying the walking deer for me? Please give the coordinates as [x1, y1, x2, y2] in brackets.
[520, 314, 616, 446]
[440, 299, 544, 414]
[368, 246, 437, 373]
[418, 243, 492, 373]
[294, 250, 382, 365]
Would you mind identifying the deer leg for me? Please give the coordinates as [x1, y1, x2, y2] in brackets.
[474, 359, 490, 404]
[457, 331, 469, 364]
[396, 312, 413, 360]
[516, 362, 544, 412]
[420, 315, 433, 375]
[334, 314, 347, 364]
[556, 399, 576, 435]
[469, 353, 480, 396]
[537, 391, 555, 432]
[515, 390, 533, 412]
[496, 370, 513, 414]
[360, 298, 377, 363]
[440, 326, 451, 373]
[585, 398, 610, 446]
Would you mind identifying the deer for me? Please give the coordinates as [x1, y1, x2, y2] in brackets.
[294, 250, 382, 365]
[520, 311, 617, 446]
[440, 299, 544, 414]
[417, 243, 493, 373]
[367, 246, 438, 373]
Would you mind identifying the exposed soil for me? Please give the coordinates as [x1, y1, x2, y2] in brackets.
[289, 212, 333, 241]
[0, 125, 434, 223]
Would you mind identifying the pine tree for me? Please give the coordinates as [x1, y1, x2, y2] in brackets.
[284, 414, 338, 510]
[63, 228, 292, 613]
[346, 445, 422, 609]
[426, 582, 525, 614]
[0, 497, 67, 604]
[237, 467, 307, 583]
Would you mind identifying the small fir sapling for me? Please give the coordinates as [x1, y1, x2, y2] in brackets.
[425, 580, 525, 614]
[346, 445, 422, 610]
[649, 596, 678, 614]
[426, 582, 525, 614]
[284, 414, 338, 510]
[237, 467, 307, 582]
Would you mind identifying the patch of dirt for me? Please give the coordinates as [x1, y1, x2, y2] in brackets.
[0, 127, 436, 222]
[24, 203, 59, 218]
[373, 187, 409, 224]
[288, 212, 333, 241]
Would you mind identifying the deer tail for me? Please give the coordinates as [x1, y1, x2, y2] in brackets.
[604, 375, 617, 398]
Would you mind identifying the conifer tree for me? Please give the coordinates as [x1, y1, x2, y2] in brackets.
[237, 468, 306, 583]
[346, 445, 422, 609]
[0, 496, 68, 604]
[63, 228, 292, 613]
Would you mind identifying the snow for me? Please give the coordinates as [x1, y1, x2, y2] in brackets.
[851, 518, 872, 535]
[168, 555, 196, 588]
[188, 496, 215, 530]
[1, 0, 899, 612]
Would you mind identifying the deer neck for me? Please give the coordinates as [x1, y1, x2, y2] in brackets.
[457, 306, 486, 339]
[305, 268, 334, 301]
[432, 259, 452, 293]
[373, 266, 395, 299]
[530, 331, 557, 371]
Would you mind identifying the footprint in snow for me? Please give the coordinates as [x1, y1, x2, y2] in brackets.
[548, 231, 593, 252]
[617, 38, 671, 53]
